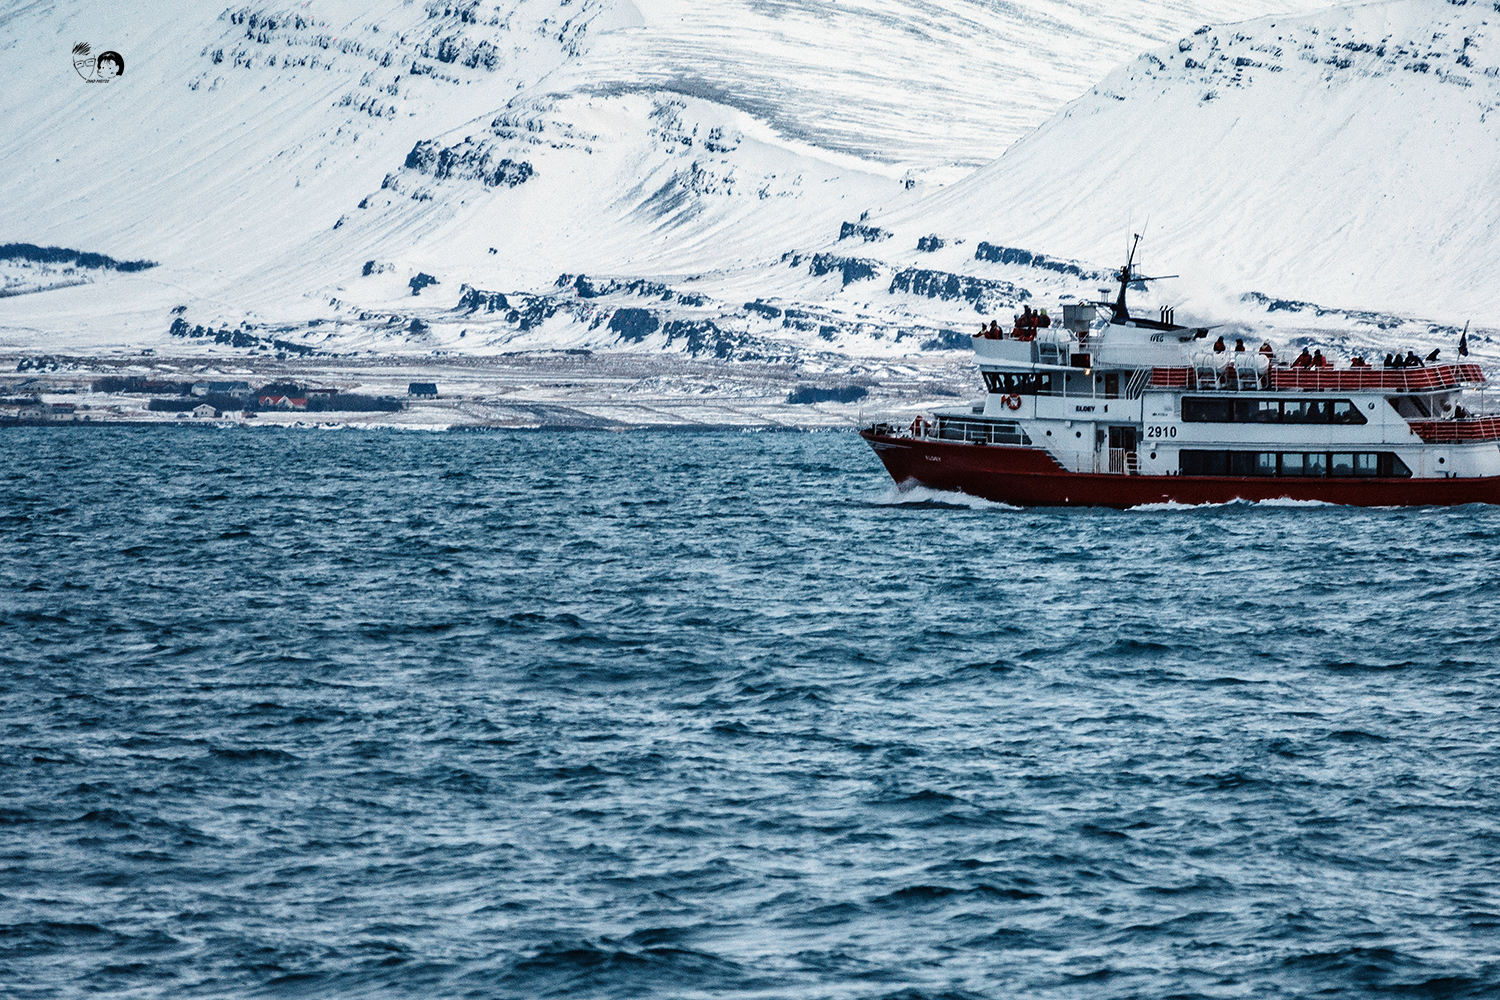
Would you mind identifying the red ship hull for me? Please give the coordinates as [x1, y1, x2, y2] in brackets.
[861, 432, 1500, 507]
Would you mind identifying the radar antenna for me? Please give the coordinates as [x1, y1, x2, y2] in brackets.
[1109, 233, 1177, 323]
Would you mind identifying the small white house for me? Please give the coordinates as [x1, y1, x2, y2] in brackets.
[192, 404, 217, 418]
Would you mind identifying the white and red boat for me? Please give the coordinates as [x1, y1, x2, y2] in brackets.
[862, 243, 1500, 507]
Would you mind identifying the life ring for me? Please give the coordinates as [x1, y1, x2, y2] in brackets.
[1002, 393, 1023, 411]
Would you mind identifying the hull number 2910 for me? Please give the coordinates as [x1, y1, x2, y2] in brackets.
[1146, 426, 1178, 438]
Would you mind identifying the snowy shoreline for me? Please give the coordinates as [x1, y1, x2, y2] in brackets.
[0, 350, 975, 431]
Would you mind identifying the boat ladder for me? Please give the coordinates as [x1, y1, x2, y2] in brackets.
[1108, 448, 1142, 475]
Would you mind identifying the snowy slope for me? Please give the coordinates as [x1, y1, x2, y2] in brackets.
[17, 0, 1483, 367]
[569, 0, 1344, 172]
[871, 0, 1500, 329]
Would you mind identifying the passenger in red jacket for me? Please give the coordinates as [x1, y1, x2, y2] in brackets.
[1013, 306, 1038, 341]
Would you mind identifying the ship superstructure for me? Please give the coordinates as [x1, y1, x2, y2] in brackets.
[861, 242, 1500, 506]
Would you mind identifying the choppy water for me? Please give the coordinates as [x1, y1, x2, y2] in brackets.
[4, 426, 1500, 999]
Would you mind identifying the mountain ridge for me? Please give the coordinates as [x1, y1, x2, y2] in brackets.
[4, 0, 1492, 367]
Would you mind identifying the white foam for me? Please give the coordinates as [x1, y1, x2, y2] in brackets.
[1130, 496, 1342, 512]
[1127, 499, 1243, 513]
[873, 483, 1020, 511]
[1252, 497, 1339, 508]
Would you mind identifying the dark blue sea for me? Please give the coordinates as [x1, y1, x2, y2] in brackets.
[4, 426, 1500, 999]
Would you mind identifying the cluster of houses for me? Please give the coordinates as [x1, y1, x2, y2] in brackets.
[187, 380, 319, 411]
[186, 381, 437, 407]
[192, 380, 252, 397]
[4, 400, 88, 423]
[1, 379, 442, 425]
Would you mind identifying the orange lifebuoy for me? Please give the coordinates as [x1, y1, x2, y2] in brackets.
[1003, 394, 1023, 411]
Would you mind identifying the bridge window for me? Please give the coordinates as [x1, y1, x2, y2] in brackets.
[1330, 401, 1363, 424]
[983, 372, 1055, 395]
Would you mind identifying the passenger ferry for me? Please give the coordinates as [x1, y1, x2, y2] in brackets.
[861, 242, 1500, 507]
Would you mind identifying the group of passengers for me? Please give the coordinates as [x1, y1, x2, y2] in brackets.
[977, 305, 1052, 341]
[1385, 349, 1441, 368]
[980, 313, 1446, 373]
[1211, 336, 1276, 360]
[1248, 347, 1434, 371]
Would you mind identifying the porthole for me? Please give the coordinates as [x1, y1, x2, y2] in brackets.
[1045, 430, 1052, 436]
[1150, 452, 1157, 460]
[1438, 457, 1446, 464]
[1076, 431, 1082, 438]
[1368, 402, 1375, 409]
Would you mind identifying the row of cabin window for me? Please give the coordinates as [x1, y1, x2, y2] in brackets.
[985, 372, 1050, 394]
[983, 372, 1126, 396]
[1178, 450, 1412, 478]
[1182, 397, 1367, 424]
[982, 376, 1376, 425]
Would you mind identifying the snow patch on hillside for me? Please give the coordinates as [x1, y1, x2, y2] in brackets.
[874, 0, 1500, 329]
[9, 0, 1496, 372]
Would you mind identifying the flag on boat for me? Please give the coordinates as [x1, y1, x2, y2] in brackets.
[1459, 321, 1470, 358]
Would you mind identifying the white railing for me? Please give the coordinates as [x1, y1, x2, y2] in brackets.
[935, 417, 1031, 445]
[865, 415, 1029, 446]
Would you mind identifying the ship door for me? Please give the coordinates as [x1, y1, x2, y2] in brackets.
[1107, 426, 1138, 475]
[1104, 373, 1121, 399]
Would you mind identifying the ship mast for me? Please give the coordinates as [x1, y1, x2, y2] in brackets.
[1109, 233, 1177, 326]
[1112, 233, 1142, 323]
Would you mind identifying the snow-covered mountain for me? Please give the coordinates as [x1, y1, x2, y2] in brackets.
[4, 0, 1492, 366]
[876, 0, 1500, 330]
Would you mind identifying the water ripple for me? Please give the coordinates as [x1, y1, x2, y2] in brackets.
[1, 427, 1498, 998]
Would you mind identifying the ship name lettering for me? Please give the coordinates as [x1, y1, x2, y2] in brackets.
[1074, 405, 1095, 413]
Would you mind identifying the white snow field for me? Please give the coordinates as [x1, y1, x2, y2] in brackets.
[3, 0, 1493, 370]
[874, 0, 1500, 333]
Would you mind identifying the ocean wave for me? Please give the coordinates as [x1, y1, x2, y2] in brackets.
[3, 427, 1499, 998]
[872, 483, 1021, 509]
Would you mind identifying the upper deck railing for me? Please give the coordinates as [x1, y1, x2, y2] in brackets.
[1271, 363, 1483, 391]
[1149, 363, 1485, 393]
[1406, 416, 1500, 443]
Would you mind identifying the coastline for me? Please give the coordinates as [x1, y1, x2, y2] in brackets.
[0, 350, 974, 431]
